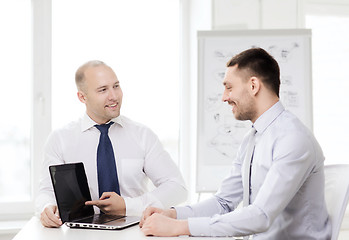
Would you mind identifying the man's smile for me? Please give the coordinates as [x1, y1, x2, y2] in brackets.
[106, 103, 118, 109]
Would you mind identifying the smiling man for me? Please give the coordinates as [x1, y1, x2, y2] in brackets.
[36, 60, 187, 228]
[140, 48, 331, 239]
[77, 63, 123, 124]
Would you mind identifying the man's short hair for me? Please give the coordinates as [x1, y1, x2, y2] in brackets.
[75, 60, 108, 92]
[226, 48, 280, 97]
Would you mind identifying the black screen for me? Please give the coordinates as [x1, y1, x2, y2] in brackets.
[49, 163, 94, 223]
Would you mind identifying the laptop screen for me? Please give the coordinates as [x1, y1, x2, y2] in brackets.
[49, 162, 94, 223]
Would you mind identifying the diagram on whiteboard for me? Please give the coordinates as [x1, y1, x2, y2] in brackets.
[201, 39, 309, 164]
[207, 118, 251, 159]
[197, 30, 312, 192]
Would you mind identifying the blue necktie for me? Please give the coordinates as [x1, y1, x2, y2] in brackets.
[95, 122, 120, 197]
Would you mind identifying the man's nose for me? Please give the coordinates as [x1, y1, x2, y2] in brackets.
[222, 90, 229, 102]
[108, 89, 117, 100]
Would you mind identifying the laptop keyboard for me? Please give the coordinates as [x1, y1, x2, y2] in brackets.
[75, 214, 124, 224]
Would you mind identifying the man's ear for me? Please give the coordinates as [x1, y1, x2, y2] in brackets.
[250, 77, 261, 96]
[77, 91, 86, 103]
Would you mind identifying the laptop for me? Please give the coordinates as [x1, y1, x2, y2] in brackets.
[49, 162, 140, 230]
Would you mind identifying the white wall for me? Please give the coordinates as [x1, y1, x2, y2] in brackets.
[212, 0, 299, 29]
[179, 0, 212, 203]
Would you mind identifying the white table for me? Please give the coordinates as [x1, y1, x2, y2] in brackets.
[13, 217, 234, 240]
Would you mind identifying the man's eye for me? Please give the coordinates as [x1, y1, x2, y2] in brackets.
[99, 88, 106, 92]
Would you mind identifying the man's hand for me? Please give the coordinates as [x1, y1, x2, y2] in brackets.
[85, 192, 126, 215]
[140, 207, 177, 227]
[140, 213, 190, 237]
[40, 205, 62, 228]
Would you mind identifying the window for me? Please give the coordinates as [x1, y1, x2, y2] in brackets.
[0, 0, 180, 219]
[0, 0, 32, 207]
[51, 0, 180, 162]
[51, 1, 180, 160]
[305, 4, 349, 165]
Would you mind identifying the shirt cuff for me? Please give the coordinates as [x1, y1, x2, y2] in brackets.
[174, 206, 194, 219]
[35, 195, 56, 215]
[187, 217, 212, 236]
[124, 197, 143, 216]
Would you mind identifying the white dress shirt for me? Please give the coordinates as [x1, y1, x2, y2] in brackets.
[36, 113, 187, 216]
[175, 101, 331, 239]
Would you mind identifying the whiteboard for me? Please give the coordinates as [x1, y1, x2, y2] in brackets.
[196, 29, 312, 192]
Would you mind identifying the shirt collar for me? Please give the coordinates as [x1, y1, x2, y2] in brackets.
[253, 101, 284, 134]
[80, 112, 124, 132]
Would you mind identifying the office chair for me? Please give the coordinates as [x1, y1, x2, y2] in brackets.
[324, 164, 349, 240]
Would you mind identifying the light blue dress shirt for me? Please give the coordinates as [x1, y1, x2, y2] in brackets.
[176, 101, 331, 239]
